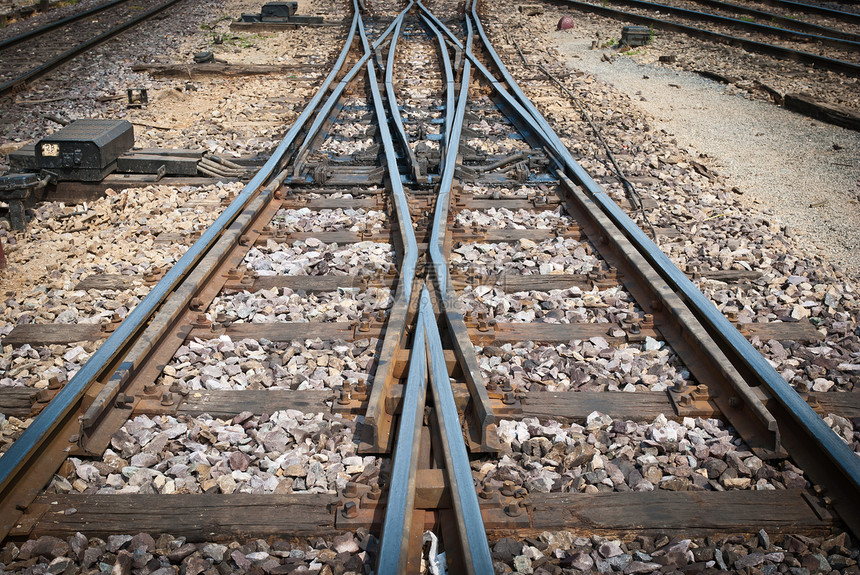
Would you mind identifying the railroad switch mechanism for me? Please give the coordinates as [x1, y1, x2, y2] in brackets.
[237, 2, 323, 25]
[0, 172, 55, 230]
[6, 119, 248, 203]
[35, 119, 134, 181]
[621, 25, 651, 47]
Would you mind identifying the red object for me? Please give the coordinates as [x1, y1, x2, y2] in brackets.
[0, 238, 5, 269]
[557, 15, 575, 30]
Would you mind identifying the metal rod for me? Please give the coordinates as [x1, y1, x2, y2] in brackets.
[421, 287, 493, 575]
[0, 5, 363, 536]
[383, 7, 423, 182]
[376, 311, 428, 575]
[470, 0, 860, 531]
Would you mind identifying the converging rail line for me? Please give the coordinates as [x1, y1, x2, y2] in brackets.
[0, 0, 859, 571]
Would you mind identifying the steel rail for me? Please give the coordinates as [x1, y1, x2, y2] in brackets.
[377, 7, 493, 569]
[0, 0, 187, 98]
[550, 0, 860, 77]
[423, 17, 455, 151]
[359, 2, 424, 453]
[471, 0, 860, 535]
[0, 7, 362, 539]
[601, 0, 860, 50]
[416, 2, 560, 164]
[466, 0, 778, 457]
[417, 11, 456, 155]
[419, 12, 494, 564]
[381, 9, 425, 183]
[421, 3, 497, 450]
[376, 298, 427, 575]
[681, 0, 860, 42]
[427, 19, 471, 297]
[363, 5, 418, 306]
[421, 286, 494, 575]
[291, 10, 409, 167]
[0, 0, 136, 51]
[756, 0, 860, 25]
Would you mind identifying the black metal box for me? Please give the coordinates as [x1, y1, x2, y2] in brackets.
[36, 119, 134, 181]
[7, 144, 37, 170]
[261, 2, 297, 19]
[621, 25, 651, 47]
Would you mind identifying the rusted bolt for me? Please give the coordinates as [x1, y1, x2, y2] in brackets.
[486, 380, 498, 392]
[375, 310, 386, 322]
[160, 392, 175, 406]
[343, 482, 359, 498]
[477, 319, 489, 332]
[342, 501, 359, 519]
[503, 392, 516, 405]
[355, 380, 367, 394]
[144, 382, 157, 394]
[679, 395, 692, 407]
[190, 298, 203, 310]
[367, 483, 382, 500]
[500, 481, 516, 497]
[338, 389, 351, 405]
[115, 394, 134, 408]
[673, 380, 685, 393]
[479, 484, 495, 499]
[227, 269, 240, 279]
[501, 380, 513, 393]
[239, 236, 251, 246]
[48, 376, 61, 390]
[358, 319, 371, 332]
[505, 501, 522, 517]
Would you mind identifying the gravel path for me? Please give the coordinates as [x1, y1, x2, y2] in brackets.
[550, 32, 860, 278]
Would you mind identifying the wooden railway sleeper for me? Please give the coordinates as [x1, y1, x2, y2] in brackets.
[76, 172, 288, 451]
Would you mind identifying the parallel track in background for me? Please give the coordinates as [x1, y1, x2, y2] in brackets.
[0, 0, 858, 571]
[553, 0, 860, 77]
[0, 0, 185, 97]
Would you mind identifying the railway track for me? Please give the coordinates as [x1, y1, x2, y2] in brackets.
[0, 0, 185, 97]
[0, 0, 859, 572]
[548, 0, 860, 77]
